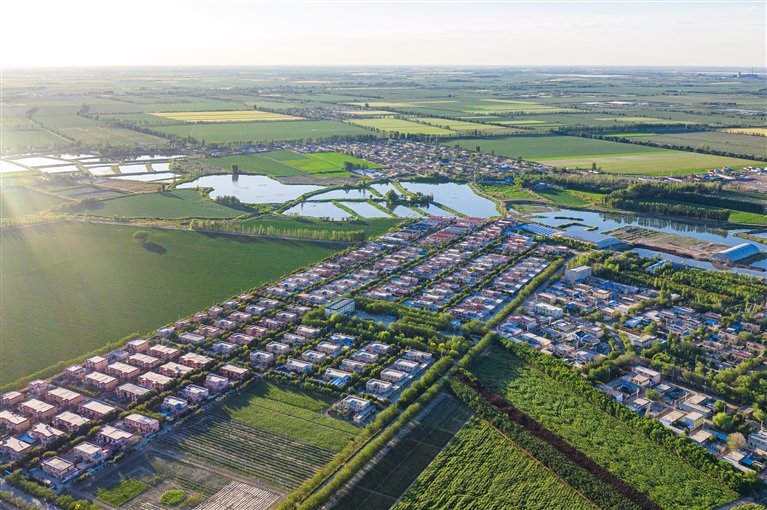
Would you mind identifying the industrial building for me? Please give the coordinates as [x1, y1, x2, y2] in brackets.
[712, 243, 760, 264]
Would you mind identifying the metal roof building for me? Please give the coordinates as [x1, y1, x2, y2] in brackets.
[558, 230, 622, 250]
[712, 243, 760, 263]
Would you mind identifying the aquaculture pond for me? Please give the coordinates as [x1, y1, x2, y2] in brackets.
[178, 175, 324, 204]
[283, 201, 349, 220]
[400, 181, 499, 217]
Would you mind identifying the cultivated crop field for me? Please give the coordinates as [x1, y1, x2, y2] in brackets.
[464, 99, 577, 114]
[417, 118, 506, 131]
[447, 135, 663, 159]
[203, 150, 380, 179]
[721, 128, 767, 136]
[626, 131, 767, 158]
[59, 126, 169, 146]
[333, 395, 472, 510]
[540, 152, 755, 175]
[393, 418, 594, 510]
[472, 347, 740, 509]
[216, 382, 360, 451]
[150, 110, 304, 123]
[95, 479, 148, 506]
[0, 222, 343, 384]
[154, 120, 373, 143]
[347, 118, 455, 135]
[68, 190, 253, 219]
[162, 382, 358, 490]
[238, 215, 401, 240]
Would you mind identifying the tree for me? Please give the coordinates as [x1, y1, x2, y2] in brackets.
[727, 432, 746, 451]
[645, 388, 660, 401]
[133, 231, 149, 243]
[231, 163, 239, 175]
[385, 189, 398, 204]
[714, 400, 727, 413]
[712, 412, 733, 431]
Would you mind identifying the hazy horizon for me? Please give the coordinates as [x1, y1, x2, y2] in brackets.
[2, 1, 764, 68]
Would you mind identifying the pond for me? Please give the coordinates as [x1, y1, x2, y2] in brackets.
[388, 205, 424, 218]
[8, 156, 67, 168]
[307, 188, 374, 201]
[39, 165, 81, 174]
[112, 172, 179, 182]
[284, 201, 350, 220]
[178, 175, 324, 203]
[150, 162, 172, 172]
[58, 153, 94, 160]
[400, 181, 499, 217]
[0, 160, 29, 174]
[343, 201, 392, 218]
[416, 202, 459, 218]
[89, 166, 117, 176]
[529, 208, 767, 272]
[119, 165, 149, 174]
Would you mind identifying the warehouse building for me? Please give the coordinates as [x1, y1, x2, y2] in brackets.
[712, 243, 760, 264]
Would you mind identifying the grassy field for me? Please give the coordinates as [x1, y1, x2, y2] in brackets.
[540, 152, 755, 175]
[1, 128, 65, 148]
[203, 151, 380, 178]
[203, 154, 306, 177]
[417, 118, 506, 131]
[150, 110, 303, 122]
[348, 118, 454, 135]
[95, 479, 149, 506]
[282, 152, 382, 176]
[595, 117, 696, 124]
[473, 347, 739, 509]
[154, 120, 373, 143]
[729, 211, 767, 225]
[464, 100, 576, 114]
[393, 418, 594, 510]
[537, 188, 589, 207]
[67, 190, 253, 219]
[0, 222, 343, 384]
[447, 135, 662, 159]
[333, 395, 472, 510]
[627, 131, 767, 158]
[476, 183, 538, 201]
[1, 186, 68, 218]
[216, 382, 359, 451]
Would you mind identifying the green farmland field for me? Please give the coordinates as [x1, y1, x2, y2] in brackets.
[1, 186, 68, 218]
[447, 135, 663, 159]
[417, 118, 506, 131]
[67, 190, 253, 219]
[347, 118, 454, 135]
[476, 184, 538, 201]
[239, 215, 402, 239]
[541, 152, 755, 175]
[393, 418, 594, 510]
[0, 222, 343, 385]
[154, 120, 373, 143]
[203, 151, 380, 178]
[203, 154, 306, 177]
[627, 131, 767, 158]
[216, 382, 360, 451]
[95, 479, 148, 506]
[1, 128, 66, 148]
[537, 188, 589, 207]
[473, 347, 739, 509]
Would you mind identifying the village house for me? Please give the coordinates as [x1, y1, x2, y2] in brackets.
[41, 456, 77, 480]
[198, 325, 223, 338]
[394, 359, 420, 372]
[106, 362, 140, 381]
[1, 390, 24, 407]
[86, 356, 109, 372]
[181, 384, 209, 402]
[157, 327, 174, 338]
[229, 333, 254, 346]
[215, 319, 237, 331]
[205, 374, 230, 392]
[351, 351, 378, 364]
[208, 306, 224, 318]
[46, 387, 84, 408]
[365, 342, 392, 355]
[210, 341, 237, 356]
[53, 411, 90, 434]
[160, 362, 193, 378]
[340, 359, 366, 373]
[315, 342, 342, 357]
[20, 399, 57, 422]
[220, 364, 248, 380]
[285, 358, 313, 374]
[282, 333, 307, 345]
[28, 380, 48, 395]
[249, 350, 275, 369]
[178, 332, 206, 345]
[301, 350, 328, 365]
[138, 371, 173, 391]
[179, 353, 211, 369]
[124, 413, 160, 435]
[0, 410, 31, 433]
[79, 400, 116, 420]
[97, 425, 134, 446]
[267, 341, 292, 356]
[365, 379, 392, 395]
[403, 350, 432, 363]
[296, 325, 322, 339]
[338, 395, 371, 412]
[84, 372, 118, 391]
[245, 325, 270, 339]
[116, 383, 152, 403]
[380, 368, 407, 383]
[149, 344, 180, 360]
[1, 437, 33, 461]
[126, 339, 149, 353]
[74, 442, 105, 464]
[229, 311, 252, 323]
[128, 353, 161, 371]
[28, 422, 65, 446]
[65, 365, 86, 381]
[162, 396, 189, 415]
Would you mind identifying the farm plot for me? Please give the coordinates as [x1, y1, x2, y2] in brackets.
[150, 110, 304, 123]
[347, 118, 454, 135]
[446, 135, 663, 160]
[626, 131, 767, 158]
[722, 128, 767, 136]
[196, 482, 280, 510]
[162, 414, 337, 491]
[0, 223, 343, 384]
[416, 118, 506, 131]
[393, 418, 594, 510]
[464, 99, 577, 114]
[153, 120, 373, 143]
[332, 395, 472, 510]
[0, 186, 68, 218]
[83, 450, 231, 510]
[67, 190, 252, 219]
[540, 152, 755, 175]
[216, 382, 359, 451]
[59, 126, 169, 146]
[472, 347, 740, 509]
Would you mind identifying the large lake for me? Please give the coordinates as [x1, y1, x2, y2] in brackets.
[178, 175, 324, 203]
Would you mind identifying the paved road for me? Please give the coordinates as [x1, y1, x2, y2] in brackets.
[0, 479, 60, 510]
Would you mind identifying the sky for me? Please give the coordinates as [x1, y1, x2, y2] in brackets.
[1, 1, 764, 68]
